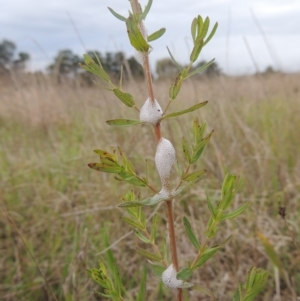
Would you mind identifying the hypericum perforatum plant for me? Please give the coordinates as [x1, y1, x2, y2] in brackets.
[81, 1, 268, 300]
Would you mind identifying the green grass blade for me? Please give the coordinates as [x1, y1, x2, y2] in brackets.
[137, 268, 147, 301]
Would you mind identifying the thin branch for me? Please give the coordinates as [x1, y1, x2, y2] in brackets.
[166, 200, 183, 301]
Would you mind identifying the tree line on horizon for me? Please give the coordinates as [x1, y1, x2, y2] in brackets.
[0, 38, 245, 84]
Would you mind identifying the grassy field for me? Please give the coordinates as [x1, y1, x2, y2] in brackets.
[1, 72, 299, 301]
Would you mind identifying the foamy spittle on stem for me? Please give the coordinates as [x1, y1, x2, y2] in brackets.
[140, 98, 163, 125]
[135, 21, 148, 65]
[155, 138, 176, 187]
[162, 264, 183, 289]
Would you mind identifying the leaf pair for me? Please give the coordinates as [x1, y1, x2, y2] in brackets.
[87, 260, 123, 301]
[106, 101, 208, 128]
[233, 267, 268, 301]
[81, 54, 111, 84]
[183, 216, 232, 269]
[181, 117, 213, 165]
[108, 0, 153, 22]
[88, 148, 147, 187]
[206, 175, 247, 238]
[190, 16, 218, 62]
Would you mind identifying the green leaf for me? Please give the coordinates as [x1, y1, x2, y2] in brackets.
[122, 217, 145, 230]
[81, 54, 111, 83]
[126, 16, 150, 52]
[220, 203, 248, 221]
[182, 170, 207, 182]
[193, 285, 217, 300]
[206, 193, 216, 219]
[119, 193, 170, 207]
[116, 173, 147, 187]
[173, 177, 202, 197]
[169, 78, 182, 100]
[107, 7, 127, 22]
[192, 236, 232, 269]
[203, 22, 218, 46]
[141, 0, 153, 20]
[186, 58, 215, 78]
[177, 267, 193, 281]
[112, 264, 122, 297]
[257, 232, 283, 269]
[106, 119, 141, 127]
[150, 214, 158, 243]
[219, 174, 239, 210]
[191, 17, 198, 43]
[178, 281, 194, 289]
[182, 137, 191, 163]
[137, 268, 147, 301]
[200, 17, 210, 39]
[162, 101, 208, 120]
[233, 284, 242, 301]
[246, 267, 257, 290]
[135, 247, 162, 262]
[190, 38, 204, 63]
[192, 117, 201, 144]
[150, 263, 165, 278]
[193, 246, 219, 269]
[197, 15, 203, 36]
[113, 89, 135, 107]
[105, 234, 117, 272]
[94, 149, 117, 161]
[243, 267, 269, 301]
[148, 28, 166, 42]
[135, 230, 151, 243]
[88, 162, 123, 173]
[166, 46, 182, 71]
[183, 217, 201, 251]
[191, 130, 214, 163]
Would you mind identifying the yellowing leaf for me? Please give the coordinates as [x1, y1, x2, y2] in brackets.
[257, 232, 283, 270]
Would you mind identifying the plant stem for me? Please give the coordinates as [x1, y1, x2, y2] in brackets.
[166, 200, 183, 301]
[191, 238, 208, 269]
[143, 53, 155, 102]
[130, 2, 182, 299]
[130, 0, 155, 103]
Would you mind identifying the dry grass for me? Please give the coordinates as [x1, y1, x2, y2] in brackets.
[0, 72, 299, 301]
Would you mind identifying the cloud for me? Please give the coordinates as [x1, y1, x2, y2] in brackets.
[1, 0, 299, 74]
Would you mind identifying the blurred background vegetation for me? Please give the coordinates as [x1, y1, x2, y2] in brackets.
[0, 38, 299, 301]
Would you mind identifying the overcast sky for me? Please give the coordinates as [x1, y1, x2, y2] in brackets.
[1, 0, 300, 75]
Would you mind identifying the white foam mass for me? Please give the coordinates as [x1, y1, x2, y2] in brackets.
[155, 138, 175, 184]
[140, 98, 163, 125]
[135, 21, 148, 65]
[135, 50, 146, 65]
[162, 264, 183, 289]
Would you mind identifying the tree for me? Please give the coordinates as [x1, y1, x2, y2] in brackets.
[13, 52, 30, 69]
[0, 39, 30, 73]
[126, 56, 144, 79]
[48, 49, 80, 76]
[156, 58, 180, 78]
